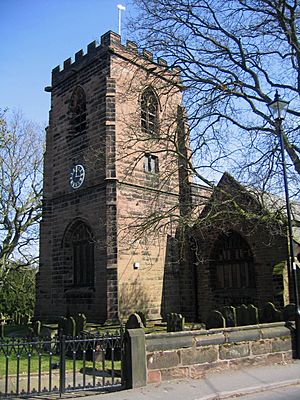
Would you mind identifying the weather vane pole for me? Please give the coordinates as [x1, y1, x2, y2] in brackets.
[117, 4, 126, 37]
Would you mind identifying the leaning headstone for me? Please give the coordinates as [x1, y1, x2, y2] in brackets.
[236, 304, 249, 326]
[125, 313, 144, 330]
[220, 306, 236, 327]
[205, 310, 226, 330]
[283, 303, 296, 321]
[167, 313, 185, 332]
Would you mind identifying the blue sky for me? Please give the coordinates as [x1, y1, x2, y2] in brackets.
[0, 0, 131, 126]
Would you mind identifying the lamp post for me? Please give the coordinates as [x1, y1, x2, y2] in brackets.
[268, 90, 300, 358]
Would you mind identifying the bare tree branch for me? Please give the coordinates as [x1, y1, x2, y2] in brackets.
[129, 0, 300, 194]
[0, 110, 43, 286]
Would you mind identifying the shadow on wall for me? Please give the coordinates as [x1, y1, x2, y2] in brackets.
[161, 234, 181, 320]
[119, 279, 151, 321]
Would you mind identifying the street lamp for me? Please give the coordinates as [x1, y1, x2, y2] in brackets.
[268, 90, 300, 358]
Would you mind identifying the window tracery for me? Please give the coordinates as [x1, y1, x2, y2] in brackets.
[210, 230, 256, 306]
[64, 220, 94, 287]
[141, 87, 159, 134]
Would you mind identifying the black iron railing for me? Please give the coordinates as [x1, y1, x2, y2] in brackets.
[0, 330, 124, 398]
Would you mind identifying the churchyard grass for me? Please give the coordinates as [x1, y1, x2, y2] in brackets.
[1, 326, 121, 378]
[0, 353, 121, 377]
[0, 353, 62, 377]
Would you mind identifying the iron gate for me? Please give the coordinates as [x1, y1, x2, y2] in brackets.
[0, 330, 124, 398]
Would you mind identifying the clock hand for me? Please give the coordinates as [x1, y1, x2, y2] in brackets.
[75, 166, 81, 177]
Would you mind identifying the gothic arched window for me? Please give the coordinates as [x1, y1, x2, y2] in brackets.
[70, 86, 87, 136]
[210, 230, 256, 306]
[141, 87, 159, 134]
[69, 221, 94, 287]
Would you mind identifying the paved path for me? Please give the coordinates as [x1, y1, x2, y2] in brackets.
[66, 360, 300, 400]
[234, 385, 300, 400]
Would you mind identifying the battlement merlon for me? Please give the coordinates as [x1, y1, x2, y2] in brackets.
[51, 30, 182, 87]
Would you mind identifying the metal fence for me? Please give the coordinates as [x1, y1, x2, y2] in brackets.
[0, 330, 124, 398]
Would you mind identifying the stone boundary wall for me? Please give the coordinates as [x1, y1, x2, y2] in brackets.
[145, 322, 293, 384]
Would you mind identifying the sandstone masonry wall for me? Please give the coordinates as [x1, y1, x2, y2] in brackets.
[145, 322, 292, 384]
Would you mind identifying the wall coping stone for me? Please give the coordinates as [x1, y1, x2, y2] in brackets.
[146, 322, 291, 352]
[227, 329, 261, 343]
[146, 335, 194, 352]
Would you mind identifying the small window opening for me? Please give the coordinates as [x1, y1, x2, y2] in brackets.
[70, 86, 87, 136]
[144, 153, 159, 173]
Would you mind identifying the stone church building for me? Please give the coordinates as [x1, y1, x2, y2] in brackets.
[35, 31, 289, 323]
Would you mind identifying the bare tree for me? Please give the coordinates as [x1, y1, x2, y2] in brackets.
[129, 0, 300, 197]
[0, 110, 43, 286]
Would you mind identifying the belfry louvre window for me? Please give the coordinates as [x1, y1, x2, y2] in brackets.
[211, 231, 255, 290]
[71, 222, 94, 287]
[144, 153, 159, 173]
[141, 88, 159, 134]
[70, 86, 87, 135]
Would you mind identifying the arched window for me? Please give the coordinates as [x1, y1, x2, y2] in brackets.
[67, 221, 94, 287]
[210, 231, 256, 306]
[70, 86, 87, 135]
[141, 87, 159, 134]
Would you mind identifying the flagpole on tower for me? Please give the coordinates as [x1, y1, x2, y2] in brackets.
[117, 4, 126, 37]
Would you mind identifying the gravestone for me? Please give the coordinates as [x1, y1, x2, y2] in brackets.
[136, 311, 147, 327]
[33, 320, 42, 336]
[67, 316, 76, 337]
[236, 304, 249, 326]
[206, 310, 226, 330]
[248, 304, 259, 325]
[260, 302, 282, 323]
[40, 326, 52, 338]
[283, 303, 296, 321]
[58, 316, 68, 336]
[75, 313, 87, 335]
[125, 313, 144, 330]
[167, 313, 185, 332]
[220, 306, 236, 327]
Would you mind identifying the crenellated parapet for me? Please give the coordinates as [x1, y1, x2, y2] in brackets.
[51, 30, 178, 86]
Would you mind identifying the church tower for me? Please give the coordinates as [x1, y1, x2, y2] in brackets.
[36, 31, 187, 323]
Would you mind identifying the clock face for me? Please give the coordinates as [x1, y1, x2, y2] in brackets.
[70, 164, 85, 189]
